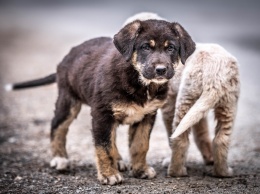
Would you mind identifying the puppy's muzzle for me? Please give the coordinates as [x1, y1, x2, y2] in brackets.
[155, 65, 167, 76]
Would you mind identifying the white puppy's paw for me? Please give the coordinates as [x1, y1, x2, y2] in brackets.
[117, 159, 128, 172]
[168, 166, 188, 177]
[50, 156, 69, 170]
[144, 166, 157, 179]
[98, 173, 123, 185]
[213, 166, 234, 178]
[162, 157, 171, 168]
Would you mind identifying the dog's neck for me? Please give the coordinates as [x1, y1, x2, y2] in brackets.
[147, 82, 169, 101]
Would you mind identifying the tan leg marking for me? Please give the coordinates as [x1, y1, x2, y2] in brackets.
[50, 102, 81, 170]
[129, 114, 156, 179]
[51, 103, 81, 157]
[95, 124, 123, 185]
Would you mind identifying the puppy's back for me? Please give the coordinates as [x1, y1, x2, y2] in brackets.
[184, 43, 239, 93]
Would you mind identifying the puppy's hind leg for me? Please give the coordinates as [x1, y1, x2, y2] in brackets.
[213, 103, 237, 177]
[168, 90, 216, 176]
[192, 117, 213, 165]
[168, 130, 190, 177]
[50, 90, 81, 170]
[167, 91, 197, 177]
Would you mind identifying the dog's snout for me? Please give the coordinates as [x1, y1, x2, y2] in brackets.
[155, 65, 167, 75]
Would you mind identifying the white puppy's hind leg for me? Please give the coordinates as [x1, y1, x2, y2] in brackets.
[168, 90, 218, 177]
[213, 104, 237, 177]
[192, 117, 214, 165]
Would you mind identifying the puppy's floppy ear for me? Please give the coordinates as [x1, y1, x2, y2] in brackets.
[113, 20, 142, 62]
[172, 22, 196, 65]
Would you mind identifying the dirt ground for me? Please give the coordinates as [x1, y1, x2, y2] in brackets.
[1, 1, 260, 193]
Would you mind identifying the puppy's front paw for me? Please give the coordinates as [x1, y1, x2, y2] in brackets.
[167, 166, 188, 177]
[130, 166, 156, 179]
[50, 156, 69, 170]
[98, 173, 123, 185]
[117, 159, 128, 172]
[213, 167, 233, 178]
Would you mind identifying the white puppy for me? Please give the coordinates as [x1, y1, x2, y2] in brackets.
[123, 12, 166, 26]
[167, 43, 240, 177]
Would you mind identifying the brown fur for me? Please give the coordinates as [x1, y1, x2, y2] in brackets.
[95, 146, 123, 185]
[50, 19, 195, 185]
[124, 12, 236, 178]
[128, 113, 157, 178]
[10, 19, 195, 185]
[51, 102, 81, 158]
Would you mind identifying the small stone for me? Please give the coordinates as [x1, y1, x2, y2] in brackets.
[14, 176, 22, 181]
[8, 137, 17, 143]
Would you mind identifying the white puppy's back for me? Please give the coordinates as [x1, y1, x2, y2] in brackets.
[123, 12, 166, 26]
[171, 43, 239, 139]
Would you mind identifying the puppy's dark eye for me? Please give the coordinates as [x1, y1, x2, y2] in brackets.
[141, 43, 151, 51]
[167, 45, 175, 52]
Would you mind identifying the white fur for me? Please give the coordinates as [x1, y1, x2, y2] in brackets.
[171, 43, 239, 139]
[50, 156, 69, 170]
[123, 12, 167, 26]
[117, 160, 128, 171]
[98, 173, 123, 185]
[162, 157, 171, 168]
[5, 84, 13, 91]
[145, 166, 157, 179]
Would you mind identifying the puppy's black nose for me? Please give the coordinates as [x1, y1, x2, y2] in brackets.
[155, 66, 166, 75]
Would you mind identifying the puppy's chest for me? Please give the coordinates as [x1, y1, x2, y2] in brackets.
[112, 97, 165, 125]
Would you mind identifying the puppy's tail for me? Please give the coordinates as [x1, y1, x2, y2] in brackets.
[5, 73, 56, 91]
[170, 90, 219, 139]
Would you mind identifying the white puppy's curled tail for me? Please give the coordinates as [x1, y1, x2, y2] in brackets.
[170, 90, 219, 139]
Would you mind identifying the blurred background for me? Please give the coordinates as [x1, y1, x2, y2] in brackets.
[0, 0, 260, 180]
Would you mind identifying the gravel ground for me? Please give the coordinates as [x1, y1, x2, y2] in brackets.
[0, 1, 260, 193]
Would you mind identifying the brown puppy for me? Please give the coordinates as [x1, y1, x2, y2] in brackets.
[127, 12, 240, 178]
[124, 14, 214, 167]
[6, 19, 195, 185]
